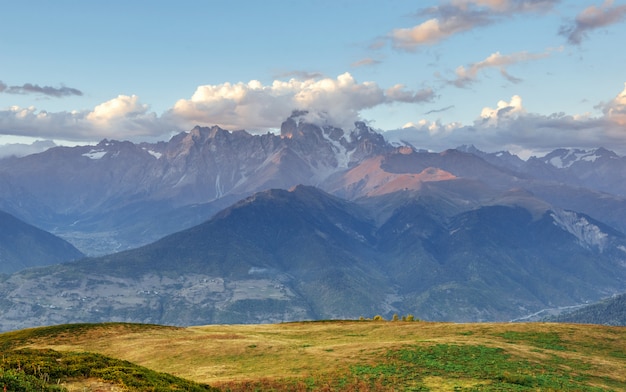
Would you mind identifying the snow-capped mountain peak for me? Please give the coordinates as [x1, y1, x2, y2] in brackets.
[543, 148, 618, 169]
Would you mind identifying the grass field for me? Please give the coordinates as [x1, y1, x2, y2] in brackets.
[1, 320, 625, 391]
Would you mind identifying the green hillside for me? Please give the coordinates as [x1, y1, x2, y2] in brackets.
[1, 320, 624, 391]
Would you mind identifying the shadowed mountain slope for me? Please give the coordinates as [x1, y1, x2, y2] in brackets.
[0, 210, 83, 274]
[548, 293, 626, 326]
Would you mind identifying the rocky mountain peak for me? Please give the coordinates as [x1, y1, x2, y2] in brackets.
[187, 125, 237, 143]
[279, 111, 330, 147]
[541, 147, 618, 169]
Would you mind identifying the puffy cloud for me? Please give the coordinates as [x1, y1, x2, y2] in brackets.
[168, 73, 434, 131]
[478, 94, 525, 125]
[390, 0, 558, 50]
[560, 0, 626, 45]
[0, 73, 435, 142]
[0, 80, 83, 97]
[601, 82, 626, 125]
[450, 49, 554, 88]
[0, 96, 166, 142]
[87, 95, 148, 122]
[385, 83, 626, 156]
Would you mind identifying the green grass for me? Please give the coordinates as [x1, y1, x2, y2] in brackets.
[350, 344, 606, 391]
[0, 348, 217, 391]
[495, 330, 567, 351]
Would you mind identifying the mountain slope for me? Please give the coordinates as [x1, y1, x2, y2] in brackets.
[548, 293, 626, 326]
[0, 186, 391, 330]
[0, 210, 83, 274]
[1, 185, 625, 330]
[374, 202, 626, 321]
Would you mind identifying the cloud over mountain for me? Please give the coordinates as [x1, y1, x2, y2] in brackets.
[0, 97, 166, 142]
[167, 73, 434, 132]
[0, 73, 434, 142]
[389, 83, 626, 156]
[602, 82, 626, 125]
[1, 74, 625, 158]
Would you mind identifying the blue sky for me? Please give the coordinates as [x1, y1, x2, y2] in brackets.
[1, 0, 626, 157]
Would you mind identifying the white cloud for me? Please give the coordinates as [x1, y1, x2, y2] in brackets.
[0, 96, 166, 142]
[168, 73, 434, 132]
[450, 49, 555, 87]
[0, 73, 435, 142]
[389, 0, 558, 50]
[86, 95, 148, 122]
[386, 85, 435, 103]
[385, 83, 626, 156]
[478, 94, 525, 125]
[391, 17, 478, 49]
[602, 82, 626, 125]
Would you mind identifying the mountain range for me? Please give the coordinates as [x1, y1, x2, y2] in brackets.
[1, 111, 626, 330]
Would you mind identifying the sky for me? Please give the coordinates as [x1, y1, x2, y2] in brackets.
[1, 0, 626, 158]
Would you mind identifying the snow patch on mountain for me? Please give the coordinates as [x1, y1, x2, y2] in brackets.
[215, 173, 224, 199]
[323, 129, 350, 169]
[550, 209, 608, 251]
[142, 148, 162, 159]
[82, 149, 107, 160]
[545, 148, 611, 169]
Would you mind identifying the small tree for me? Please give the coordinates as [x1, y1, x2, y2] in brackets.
[392, 313, 399, 321]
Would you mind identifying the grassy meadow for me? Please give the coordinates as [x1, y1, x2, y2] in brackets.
[0, 320, 625, 391]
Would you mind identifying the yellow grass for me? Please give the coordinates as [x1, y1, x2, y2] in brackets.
[17, 320, 626, 389]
